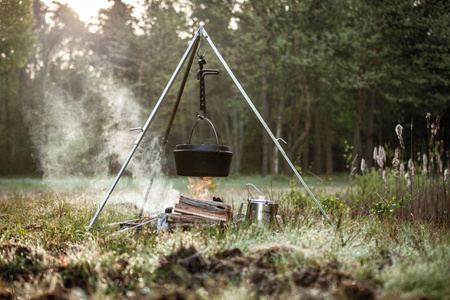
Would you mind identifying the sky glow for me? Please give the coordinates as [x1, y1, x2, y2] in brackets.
[41, 0, 143, 24]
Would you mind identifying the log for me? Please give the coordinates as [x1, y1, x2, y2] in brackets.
[179, 196, 232, 211]
[168, 223, 213, 230]
[167, 213, 222, 224]
[173, 196, 231, 222]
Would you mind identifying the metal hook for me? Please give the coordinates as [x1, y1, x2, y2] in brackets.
[196, 36, 206, 59]
[277, 138, 287, 145]
[129, 127, 143, 132]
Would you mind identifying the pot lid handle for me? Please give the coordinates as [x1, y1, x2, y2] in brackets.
[188, 115, 220, 145]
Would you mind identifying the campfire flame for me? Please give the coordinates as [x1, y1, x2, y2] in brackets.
[187, 176, 214, 199]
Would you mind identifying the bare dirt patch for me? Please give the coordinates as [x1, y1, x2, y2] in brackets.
[154, 245, 377, 299]
[1, 242, 375, 299]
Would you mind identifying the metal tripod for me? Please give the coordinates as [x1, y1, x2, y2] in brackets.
[87, 26, 330, 230]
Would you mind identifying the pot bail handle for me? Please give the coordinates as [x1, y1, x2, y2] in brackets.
[188, 115, 220, 145]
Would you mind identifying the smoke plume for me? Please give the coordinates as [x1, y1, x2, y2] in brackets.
[23, 74, 179, 213]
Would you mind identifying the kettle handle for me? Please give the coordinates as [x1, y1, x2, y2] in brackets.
[245, 183, 265, 199]
[188, 115, 220, 145]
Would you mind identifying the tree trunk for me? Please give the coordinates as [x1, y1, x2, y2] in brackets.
[137, 46, 144, 101]
[365, 83, 375, 168]
[352, 87, 364, 172]
[226, 110, 244, 174]
[301, 143, 309, 172]
[365, 49, 378, 168]
[261, 35, 269, 176]
[271, 59, 286, 176]
[272, 123, 282, 175]
[288, 76, 312, 159]
[236, 116, 244, 174]
[325, 114, 333, 176]
[1, 68, 11, 174]
[313, 79, 322, 174]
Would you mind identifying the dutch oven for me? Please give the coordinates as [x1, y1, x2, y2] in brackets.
[174, 116, 232, 177]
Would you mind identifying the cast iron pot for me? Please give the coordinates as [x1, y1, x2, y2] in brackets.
[174, 116, 232, 177]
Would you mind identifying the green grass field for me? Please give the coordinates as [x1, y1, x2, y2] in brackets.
[1, 175, 449, 299]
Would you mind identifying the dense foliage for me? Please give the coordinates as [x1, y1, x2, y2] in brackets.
[0, 0, 449, 176]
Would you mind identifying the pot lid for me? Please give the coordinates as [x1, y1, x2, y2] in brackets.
[175, 142, 231, 152]
[248, 198, 276, 204]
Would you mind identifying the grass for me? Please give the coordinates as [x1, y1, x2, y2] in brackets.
[0, 173, 338, 192]
[0, 175, 449, 299]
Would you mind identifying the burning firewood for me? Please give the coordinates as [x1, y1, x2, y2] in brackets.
[173, 196, 231, 222]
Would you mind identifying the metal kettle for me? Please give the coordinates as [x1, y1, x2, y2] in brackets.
[236, 183, 279, 226]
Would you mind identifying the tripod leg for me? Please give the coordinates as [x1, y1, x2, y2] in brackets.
[87, 29, 202, 231]
[202, 28, 331, 224]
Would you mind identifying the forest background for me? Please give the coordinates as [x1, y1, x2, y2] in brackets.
[1, 0, 449, 178]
